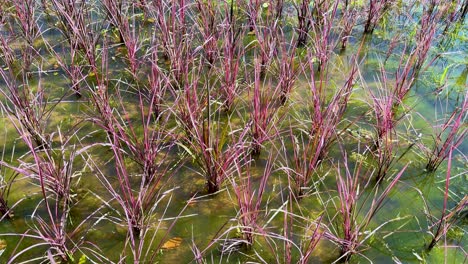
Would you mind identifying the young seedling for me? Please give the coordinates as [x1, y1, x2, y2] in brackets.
[325, 153, 409, 262]
[426, 147, 467, 250]
[424, 92, 467, 172]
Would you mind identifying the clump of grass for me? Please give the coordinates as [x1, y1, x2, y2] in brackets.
[83, 86, 187, 263]
[325, 152, 409, 262]
[310, 0, 339, 72]
[108, 79, 179, 187]
[366, 68, 400, 182]
[249, 54, 283, 156]
[0, 171, 16, 220]
[425, 147, 467, 250]
[89, 139, 183, 262]
[145, 41, 169, 119]
[1, 127, 107, 263]
[340, 0, 360, 50]
[284, 52, 358, 196]
[0, 139, 20, 220]
[246, 0, 261, 32]
[364, 64, 416, 182]
[43, 34, 85, 97]
[294, 0, 312, 47]
[150, 0, 191, 87]
[363, 0, 393, 34]
[194, 0, 219, 65]
[423, 92, 467, 172]
[218, 0, 243, 111]
[49, 0, 101, 75]
[80, 43, 185, 261]
[9, 0, 40, 74]
[0, 36, 52, 149]
[276, 28, 298, 105]
[276, 182, 324, 264]
[0, 0, 465, 262]
[391, 2, 447, 103]
[229, 151, 276, 247]
[249, 1, 280, 75]
[175, 61, 249, 193]
[102, 0, 143, 76]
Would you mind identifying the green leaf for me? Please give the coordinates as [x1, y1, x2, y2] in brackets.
[66, 251, 75, 262]
[412, 251, 423, 261]
[78, 254, 87, 264]
[176, 142, 196, 162]
[219, 121, 230, 149]
[455, 67, 467, 87]
[439, 65, 450, 86]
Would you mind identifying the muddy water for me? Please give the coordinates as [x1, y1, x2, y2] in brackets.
[0, 6, 467, 264]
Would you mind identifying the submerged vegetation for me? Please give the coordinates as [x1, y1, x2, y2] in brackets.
[0, 0, 466, 263]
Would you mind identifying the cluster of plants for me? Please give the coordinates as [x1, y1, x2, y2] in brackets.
[0, 0, 466, 263]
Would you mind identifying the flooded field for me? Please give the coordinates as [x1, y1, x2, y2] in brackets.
[0, 0, 466, 263]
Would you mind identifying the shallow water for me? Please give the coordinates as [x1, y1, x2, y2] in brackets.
[0, 2, 467, 264]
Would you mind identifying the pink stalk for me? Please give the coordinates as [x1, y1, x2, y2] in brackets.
[49, 0, 100, 73]
[273, 0, 285, 21]
[287, 51, 358, 196]
[366, 64, 414, 182]
[310, 0, 339, 72]
[299, 215, 324, 264]
[0, 3, 6, 25]
[0, 125, 102, 262]
[364, 0, 393, 34]
[246, 0, 261, 32]
[295, 0, 312, 47]
[0, 186, 12, 219]
[230, 152, 275, 246]
[194, 0, 219, 65]
[340, 1, 359, 50]
[173, 57, 204, 139]
[85, 41, 116, 137]
[425, 92, 467, 172]
[393, 2, 447, 103]
[0, 158, 19, 219]
[283, 190, 294, 264]
[11, 0, 39, 73]
[43, 37, 85, 96]
[177, 61, 249, 193]
[326, 152, 408, 262]
[146, 41, 169, 119]
[413, 1, 447, 72]
[250, 0, 280, 73]
[441, 1, 460, 34]
[277, 30, 297, 104]
[218, 0, 243, 111]
[383, 33, 402, 64]
[102, 0, 142, 75]
[249, 54, 283, 156]
[427, 147, 467, 250]
[0, 36, 50, 148]
[151, 0, 190, 86]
